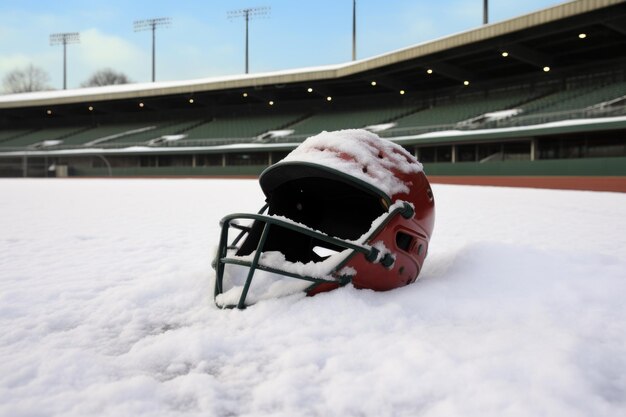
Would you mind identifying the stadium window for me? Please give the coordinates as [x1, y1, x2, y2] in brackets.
[157, 155, 192, 167]
[458, 144, 477, 162]
[196, 154, 222, 166]
[104, 156, 139, 168]
[140, 155, 158, 167]
[226, 152, 269, 166]
[416, 146, 452, 163]
[418, 147, 435, 163]
[503, 142, 531, 161]
[586, 137, 626, 158]
[272, 151, 290, 163]
[538, 139, 559, 159]
[538, 138, 584, 159]
[437, 146, 452, 162]
[477, 143, 502, 162]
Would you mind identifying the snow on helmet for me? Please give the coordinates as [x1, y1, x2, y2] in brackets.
[212, 129, 435, 308]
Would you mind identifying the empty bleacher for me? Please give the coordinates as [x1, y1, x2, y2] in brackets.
[1, 77, 625, 151]
[103, 120, 204, 145]
[286, 104, 418, 137]
[0, 126, 89, 148]
[60, 123, 155, 146]
[388, 90, 539, 134]
[521, 80, 626, 114]
[183, 113, 304, 140]
[0, 128, 36, 144]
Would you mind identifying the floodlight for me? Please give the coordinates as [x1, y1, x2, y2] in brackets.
[50, 32, 80, 90]
[228, 6, 270, 74]
[134, 17, 172, 82]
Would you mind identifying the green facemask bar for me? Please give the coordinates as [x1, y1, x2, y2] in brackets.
[213, 202, 414, 309]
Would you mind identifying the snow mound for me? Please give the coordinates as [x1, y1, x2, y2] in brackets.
[1, 180, 625, 417]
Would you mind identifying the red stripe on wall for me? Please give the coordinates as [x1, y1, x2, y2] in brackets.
[427, 176, 626, 193]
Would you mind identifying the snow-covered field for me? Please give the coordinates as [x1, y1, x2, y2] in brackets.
[1, 178, 625, 417]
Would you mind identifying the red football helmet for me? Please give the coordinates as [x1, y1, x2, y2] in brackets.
[213, 129, 435, 308]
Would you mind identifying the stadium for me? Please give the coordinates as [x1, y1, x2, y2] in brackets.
[2, 2, 626, 416]
[1, 0, 625, 191]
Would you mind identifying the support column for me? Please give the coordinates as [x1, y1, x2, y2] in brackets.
[530, 138, 538, 161]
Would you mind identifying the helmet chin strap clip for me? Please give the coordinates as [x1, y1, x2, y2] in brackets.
[364, 246, 396, 268]
[380, 253, 395, 268]
[399, 202, 415, 219]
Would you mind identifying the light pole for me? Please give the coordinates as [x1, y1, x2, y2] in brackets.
[134, 17, 172, 82]
[228, 6, 270, 74]
[352, 0, 357, 61]
[483, 0, 489, 24]
[50, 32, 80, 90]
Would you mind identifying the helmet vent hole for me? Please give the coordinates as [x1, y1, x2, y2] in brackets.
[378, 153, 384, 159]
[426, 188, 433, 202]
[362, 166, 368, 173]
[396, 232, 414, 252]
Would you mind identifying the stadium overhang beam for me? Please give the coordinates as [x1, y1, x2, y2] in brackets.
[428, 62, 474, 83]
[603, 17, 626, 35]
[503, 44, 554, 69]
[366, 75, 405, 93]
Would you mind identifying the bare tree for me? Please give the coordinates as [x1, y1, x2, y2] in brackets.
[81, 68, 131, 87]
[2, 64, 51, 94]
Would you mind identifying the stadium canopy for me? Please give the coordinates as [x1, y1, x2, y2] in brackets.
[1, 0, 625, 119]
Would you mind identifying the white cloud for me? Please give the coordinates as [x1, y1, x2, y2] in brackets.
[0, 55, 32, 73]
[75, 28, 147, 84]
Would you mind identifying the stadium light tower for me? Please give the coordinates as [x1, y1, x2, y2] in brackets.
[134, 17, 172, 82]
[50, 32, 80, 90]
[228, 6, 270, 74]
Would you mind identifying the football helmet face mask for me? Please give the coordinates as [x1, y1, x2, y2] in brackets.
[213, 129, 435, 309]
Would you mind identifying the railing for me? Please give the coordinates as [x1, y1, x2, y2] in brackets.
[379, 104, 626, 138]
[486, 104, 626, 129]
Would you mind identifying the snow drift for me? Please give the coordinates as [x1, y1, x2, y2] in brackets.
[1, 179, 625, 417]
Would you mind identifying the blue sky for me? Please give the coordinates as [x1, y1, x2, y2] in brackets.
[0, 0, 566, 91]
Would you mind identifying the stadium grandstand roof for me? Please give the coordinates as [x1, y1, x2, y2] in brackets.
[1, 0, 625, 114]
